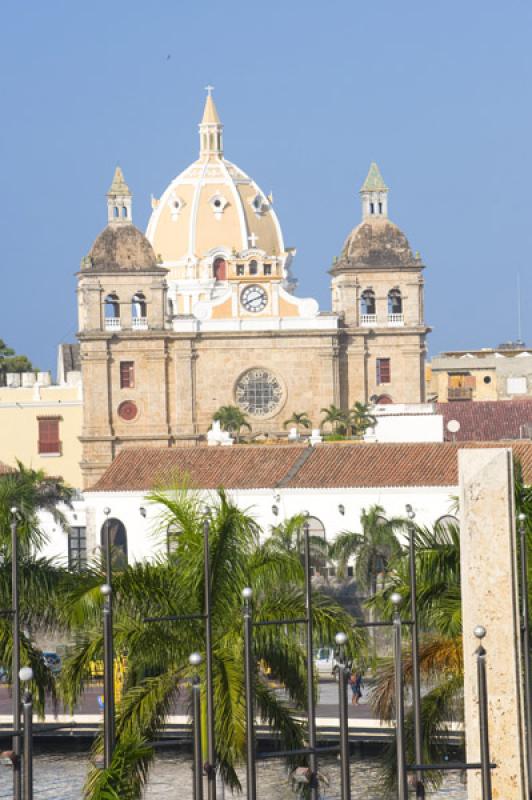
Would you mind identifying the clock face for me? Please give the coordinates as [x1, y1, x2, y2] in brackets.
[240, 285, 267, 313]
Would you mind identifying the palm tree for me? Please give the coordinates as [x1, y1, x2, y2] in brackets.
[212, 405, 251, 443]
[282, 412, 312, 433]
[367, 520, 463, 792]
[61, 489, 364, 798]
[329, 504, 404, 588]
[349, 401, 377, 439]
[264, 513, 330, 573]
[0, 462, 74, 710]
[320, 404, 350, 436]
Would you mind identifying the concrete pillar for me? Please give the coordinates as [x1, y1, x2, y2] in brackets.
[459, 448, 528, 799]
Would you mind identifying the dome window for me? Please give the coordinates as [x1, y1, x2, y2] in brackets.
[167, 194, 185, 220]
[209, 194, 228, 217]
[250, 193, 266, 215]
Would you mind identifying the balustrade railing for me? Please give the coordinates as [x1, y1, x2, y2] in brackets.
[104, 317, 121, 331]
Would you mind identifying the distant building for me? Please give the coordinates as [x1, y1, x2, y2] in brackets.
[427, 344, 532, 402]
[0, 359, 83, 489]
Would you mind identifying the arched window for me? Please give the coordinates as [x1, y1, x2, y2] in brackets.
[388, 289, 402, 315]
[167, 297, 174, 317]
[113, 206, 119, 218]
[249, 260, 258, 276]
[306, 516, 327, 577]
[104, 293, 120, 319]
[213, 257, 227, 280]
[132, 292, 147, 319]
[122, 206, 128, 219]
[100, 518, 128, 570]
[360, 289, 376, 316]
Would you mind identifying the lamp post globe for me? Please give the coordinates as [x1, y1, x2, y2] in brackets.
[100, 583, 112, 597]
[390, 592, 402, 607]
[189, 652, 202, 668]
[474, 625, 487, 640]
[335, 632, 347, 646]
[19, 667, 33, 684]
[242, 587, 253, 601]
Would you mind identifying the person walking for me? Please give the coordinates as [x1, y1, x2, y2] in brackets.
[349, 671, 363, 705]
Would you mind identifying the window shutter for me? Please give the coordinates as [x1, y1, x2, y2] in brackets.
[38, 417, 61, 454]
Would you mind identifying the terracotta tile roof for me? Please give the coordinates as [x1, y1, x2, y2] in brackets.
[436, 400, 532, 442]
[90, 445, 307, 492]
[89, 441, 532, 493]
[284, 441, 532, 488]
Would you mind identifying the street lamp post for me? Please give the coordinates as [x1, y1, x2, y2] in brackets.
[11, 507, 21, 800]
[303, 521, 319, 800]
[518, 511, 532, 795]
[474, 626, 492, 800]
[190, 652, 204, 800]
[101, 507, 115, 768]
[391, 592, 408, 800]
[335, 632, 351, 800]
[242, 588, 257, 800]
[406, 504, 424, 799]
[19, 666, 33, 800]
[203, 516, 217, 800]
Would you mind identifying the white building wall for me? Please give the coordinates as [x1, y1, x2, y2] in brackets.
[78, 485, 457, 566]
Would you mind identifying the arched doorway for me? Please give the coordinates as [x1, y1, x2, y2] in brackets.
[100, 518, 128, 570]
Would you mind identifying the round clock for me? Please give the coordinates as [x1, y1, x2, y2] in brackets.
[240, 285, 267, 313]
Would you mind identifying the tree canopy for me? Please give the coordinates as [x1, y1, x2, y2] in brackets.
[0, 339, 35, 375]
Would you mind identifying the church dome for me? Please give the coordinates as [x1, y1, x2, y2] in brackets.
[86, 224, 158, 272]
[146, 92, 287, 274]
[334, 162, 422, 271]
[341, 217, 416, 268]
[83, 167, 161, 273]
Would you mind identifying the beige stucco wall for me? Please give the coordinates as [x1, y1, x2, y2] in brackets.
[0, 384, 83, 488]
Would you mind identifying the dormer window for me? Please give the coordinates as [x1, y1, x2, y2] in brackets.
[209, 194, 228, 216]
[168, 193, 185, 220]
[250, 193, 266, 215]
[249, 260, 258, 276]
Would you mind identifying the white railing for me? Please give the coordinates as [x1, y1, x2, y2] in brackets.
[132, 317, 148, 330]
[388, 313, 404, 326]
[104, 317, 121, 331]
[360, 314, 377, 326]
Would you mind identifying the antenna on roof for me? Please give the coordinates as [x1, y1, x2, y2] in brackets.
[517, 272, 523, 345]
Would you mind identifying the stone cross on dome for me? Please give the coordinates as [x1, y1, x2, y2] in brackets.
[248, 232, 259, 248]
[205, 84, 214, 96]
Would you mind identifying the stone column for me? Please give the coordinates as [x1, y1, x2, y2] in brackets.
[459, 448, 528, 799]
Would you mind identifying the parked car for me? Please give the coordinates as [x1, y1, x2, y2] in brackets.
[314, 646, 339, 677]
[0, 666, 8, 683]
[42, 652, 62, 674]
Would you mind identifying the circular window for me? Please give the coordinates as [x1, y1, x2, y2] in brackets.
[235, 368, 284, 417]
[118, 400, 138, 421]
[483, 376, 492, 384]
[174, 201, 180, 209]
[214, 199, 222, 208]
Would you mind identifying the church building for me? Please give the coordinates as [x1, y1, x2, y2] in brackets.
[78, 91, 429, 487]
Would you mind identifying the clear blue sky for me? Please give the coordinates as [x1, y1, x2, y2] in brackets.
[1, 1, 531, 371]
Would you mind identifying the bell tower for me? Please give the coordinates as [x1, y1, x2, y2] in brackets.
[331, 163, 430, 404]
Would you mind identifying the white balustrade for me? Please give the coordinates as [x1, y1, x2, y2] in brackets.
[387, 313, 404, 326]
[104, 317, 121, 331]
[132, 317, 148, 330]
[360, 314, 377, 326]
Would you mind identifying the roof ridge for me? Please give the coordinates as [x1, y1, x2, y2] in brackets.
[275, 444, 315, 488]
